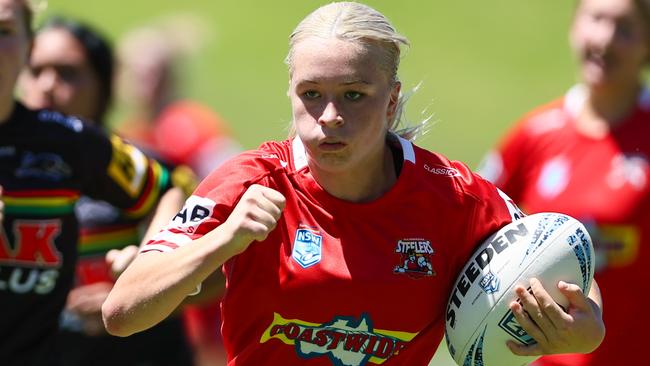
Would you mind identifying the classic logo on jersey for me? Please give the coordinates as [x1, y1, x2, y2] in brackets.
[107, 135, 147, 198]
[15, 152, 72, 181]
[0, 220, 63, 295]
[292, 227, 322, 268]
[423, 164, 460, 177]
[260, 312, 418, 365]
[393, 239, 435, 278]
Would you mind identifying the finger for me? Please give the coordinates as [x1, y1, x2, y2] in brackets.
[259, 186, 286, 210]
[530, 278, 572, 328]
[558, 280, 590, 312]
[509, 297, 548, 344]
[68, 283, 112, 313]
[105, 249, 120, 266]
[516, 282, 555, 336]
[250, 206, 279, 231]
[110, 246, 139, 277]
[256, 196, 283, 221]
[507, 340, 543, 356]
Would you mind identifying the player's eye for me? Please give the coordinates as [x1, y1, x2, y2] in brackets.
[27, 65, 42, 77]
[344, 91, 364, 101]
[0, 25, 13, 36]
[303, 90, 320, 99]
[57, 66, 80, 83]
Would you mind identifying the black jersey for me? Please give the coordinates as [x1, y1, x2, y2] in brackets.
[0, 102, 172, 365]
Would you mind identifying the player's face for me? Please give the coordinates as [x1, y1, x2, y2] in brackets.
[117, 46, 168, 110]
[20, 28, 101, 122]
[570, 0, 649, 90]
[289, 37, 399, 175]
[0, 0, 30, 109]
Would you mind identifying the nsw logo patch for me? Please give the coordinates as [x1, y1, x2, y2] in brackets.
[292, 227, 322, 268]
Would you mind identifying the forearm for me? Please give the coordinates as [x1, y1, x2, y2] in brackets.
[102, 224, 235, 336]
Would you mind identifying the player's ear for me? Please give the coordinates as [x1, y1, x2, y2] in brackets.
[387, 81, 401, 120]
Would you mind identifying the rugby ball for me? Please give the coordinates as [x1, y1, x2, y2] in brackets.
[444, 212, 594, 366]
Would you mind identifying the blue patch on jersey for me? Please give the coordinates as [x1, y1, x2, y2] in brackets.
[292, 228, 322, 268]
[16, 152, 72, 181]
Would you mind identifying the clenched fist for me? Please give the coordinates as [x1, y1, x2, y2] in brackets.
[220, 184, 286, 257]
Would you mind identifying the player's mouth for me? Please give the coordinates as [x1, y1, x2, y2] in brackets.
[584, 50, 612, 72]
[318, 139, 347, 152]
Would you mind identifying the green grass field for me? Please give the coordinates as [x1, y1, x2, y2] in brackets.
[41, 1, 577, 364]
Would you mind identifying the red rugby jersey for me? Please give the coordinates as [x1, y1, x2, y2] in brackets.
[479, 85, 650, 366]
[145, 136, 518, 365]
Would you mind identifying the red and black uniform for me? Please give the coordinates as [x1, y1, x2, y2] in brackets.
[144, 135, 520, 365]
[0, 102, 173, 365]
[478, 85, 650, 366]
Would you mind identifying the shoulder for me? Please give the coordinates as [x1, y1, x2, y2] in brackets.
[27, 107, 86, 134]
[410, 143, 510, 208]
[511, 88, 580, 138]
[18, 104, 109, 143]
[194, 140, 292, 197]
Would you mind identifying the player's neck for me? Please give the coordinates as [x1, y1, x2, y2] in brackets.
[576, 83, 641, 138]
[310, 145, 397, 203]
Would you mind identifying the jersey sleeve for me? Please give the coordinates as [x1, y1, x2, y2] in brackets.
[141, 149, 281, 253]
[449, 161, 525, 274]
[78, 126, 174, 220]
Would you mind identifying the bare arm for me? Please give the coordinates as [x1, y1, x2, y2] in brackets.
[102, 184, 285, 336]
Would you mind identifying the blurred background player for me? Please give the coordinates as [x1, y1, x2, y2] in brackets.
[116, 16, 240, 179]
[18, 15, 195, 365]
[0, 0, 188, 364]
[478, 0, 650, 365]
[115, 17, 238, 366]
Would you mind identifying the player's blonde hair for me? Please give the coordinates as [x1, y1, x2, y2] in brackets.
[286, 2, 427, 140]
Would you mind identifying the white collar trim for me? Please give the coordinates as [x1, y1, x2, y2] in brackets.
[292, 137, 308, 171]
[291, 133, 416, 171]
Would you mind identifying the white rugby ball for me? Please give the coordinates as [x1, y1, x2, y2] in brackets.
[444, 212, 594, 366]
